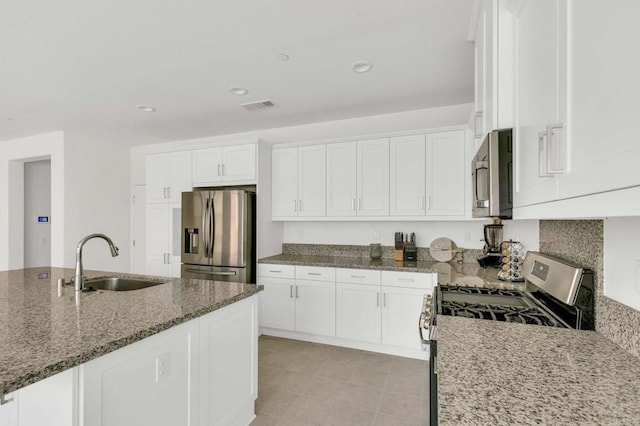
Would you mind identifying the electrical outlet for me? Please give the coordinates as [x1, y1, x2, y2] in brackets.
[155, 353, 171, 382]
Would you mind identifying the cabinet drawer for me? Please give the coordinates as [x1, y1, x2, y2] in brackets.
[295, 266, 335, 282]
[336, 268, 381, 285]
[381, 271, 434, 289]
[257, 264, 295, 279]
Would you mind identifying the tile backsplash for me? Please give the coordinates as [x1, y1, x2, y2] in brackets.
[540, 220, 640, 358]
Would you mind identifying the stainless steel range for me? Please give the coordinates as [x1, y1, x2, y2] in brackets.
[421, 251, 595, 426]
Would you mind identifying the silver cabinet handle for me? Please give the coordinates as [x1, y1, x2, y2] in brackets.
[166, 187, 171, 199]
[290, 285, 294, 298]
[350, 275, 365, 279]
[295, 286, 299, 298]
[421, 196, 425, 210]
[269, 270, 282, 273]
[427, 195, 431, 210]
[546, 123, 566, 174]
[377, 292, 380, 307]
[217, 164, 221, 176]
[307, 272, 321, 276]
[293, 200, 297, 212]
[221, 164, 225, 176]
[183, 268, 236, 276]
[474, 111, 483, 138]
[383, 293, 387, 307]
[358, 198, 362, 210]
[0, 394, 14, 405]
[398, 278, 414, 282]
[538, 131, 551, 177]
[298, 199, 302, 212]
[351, 198, 356, 211]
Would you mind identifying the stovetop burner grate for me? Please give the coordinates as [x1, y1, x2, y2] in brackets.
[440, 286, 524, 297]
[440, 300, 564, 327]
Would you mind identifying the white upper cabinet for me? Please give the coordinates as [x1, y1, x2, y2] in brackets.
[297, 145, 326, 217]
[272, 145, 325, 218]
[513, 0, 565, 208]
[556, 0, 640, 200]
[191, 143, 256, 186]
[390, 134, 426, 216]
[147, 152, 192, 204]
[357, 138, 390, 216]
[473, 0, 490, 140]
[326, 142, 357, 217]
[272, 147, 298, 218]
[426, 130, 466, 216]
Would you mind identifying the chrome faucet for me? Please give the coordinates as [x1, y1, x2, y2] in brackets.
[74, 233, 119, 291]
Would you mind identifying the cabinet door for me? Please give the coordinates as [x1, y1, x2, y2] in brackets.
[426, 131, 466, 216]
[381, 286, 427, 350]
[18, 369, 75, 426]
[357, 138, 389, 216]
[168, 203, 182, 278]
[390, 134, 426, 216]
[557, 0, 640, 201]
[147, 204, 170, 277]
[192, 147, 223, 185]
[222, 143, 256, 182]
[0, 391, 17, 426]
[199, 296, 258, 426]
[295, 279, 335, 337]
[147, 154, 169, 204]
[168, 152, 192, 203]
[272, 148, 298, 218]
[326, 142, 357, 217]
[336, 282, 381, 344]
[297, 145, 326, 217]
[82, 321, 198, 426]
[513, 0, 561, 207]
[258, 277, 296, 330]
[473, 4, 486, 140]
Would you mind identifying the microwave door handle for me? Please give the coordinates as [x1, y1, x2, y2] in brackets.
[474, 161, 489, 208]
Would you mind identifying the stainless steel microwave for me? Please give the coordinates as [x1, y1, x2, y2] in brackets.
[471, 129, 513, 218]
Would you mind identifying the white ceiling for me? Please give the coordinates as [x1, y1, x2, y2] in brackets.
[0, 0, 474, 145]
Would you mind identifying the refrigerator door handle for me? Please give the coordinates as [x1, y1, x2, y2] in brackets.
[183, 268, 237, 276]
[208, 196, 215, 259]
[202, 198, 209, 258]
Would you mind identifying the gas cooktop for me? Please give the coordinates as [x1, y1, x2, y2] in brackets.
[437, 285, 566, 328]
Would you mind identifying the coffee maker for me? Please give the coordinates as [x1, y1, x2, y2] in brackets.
[477, 218, 503, 267]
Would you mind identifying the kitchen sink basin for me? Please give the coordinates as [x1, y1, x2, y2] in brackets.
[83, 277, 165, 291]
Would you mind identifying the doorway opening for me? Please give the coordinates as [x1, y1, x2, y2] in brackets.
[23, 159, 52, 267]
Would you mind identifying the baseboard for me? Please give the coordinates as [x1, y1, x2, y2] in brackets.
[260, 328, 429, 360]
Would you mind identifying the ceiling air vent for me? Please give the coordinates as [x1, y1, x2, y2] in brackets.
[240, 99, 276, 112]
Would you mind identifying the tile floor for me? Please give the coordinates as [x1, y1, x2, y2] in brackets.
[252, 336, 429, 426]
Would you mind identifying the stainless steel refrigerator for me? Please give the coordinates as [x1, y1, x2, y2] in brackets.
[181, 189, 256, 283]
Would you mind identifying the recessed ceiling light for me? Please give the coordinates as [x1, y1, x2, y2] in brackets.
[230, 87, 249, 95]
[137, 105, 156, 112]
[352, 61, 373, 73]
[276, 53, 290, 62]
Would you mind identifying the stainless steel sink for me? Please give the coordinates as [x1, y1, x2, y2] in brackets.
[83, 277, 165, 291]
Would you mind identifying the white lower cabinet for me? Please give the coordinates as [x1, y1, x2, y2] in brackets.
[0, 369, 76, 426]
[258, 265, 335, 337]
[381, 286, 428, 350]
[295, 279, 335, 336]
[80, 295, 257, 426]
[336, 282, 381, 343]
[260, 264, 433, 357]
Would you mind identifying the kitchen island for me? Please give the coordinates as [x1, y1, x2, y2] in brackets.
[437, 315, 640, 425]
[0, 267, 261, 426]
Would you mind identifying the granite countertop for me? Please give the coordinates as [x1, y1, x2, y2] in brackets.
[0, 267, 261, 395]
[437, 316, 640, 425]
[259, 254, 523, 290]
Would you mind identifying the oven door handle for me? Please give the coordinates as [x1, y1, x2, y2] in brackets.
[419, 312, 429, 344]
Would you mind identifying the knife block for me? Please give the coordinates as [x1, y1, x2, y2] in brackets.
[394, 248, 404, 261]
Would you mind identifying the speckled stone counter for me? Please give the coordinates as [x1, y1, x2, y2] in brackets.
[437, 316, 640, 425]
[259, 254, 523, 290]
[0, 267, 261, 395]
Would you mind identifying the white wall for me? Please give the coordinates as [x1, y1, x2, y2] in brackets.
[63, 132, 131, 272]
[24, 160, 51, 267]
[0, 131, 65, 270]
[604, 217, 640, 310]
[283, 219, 540, 251]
